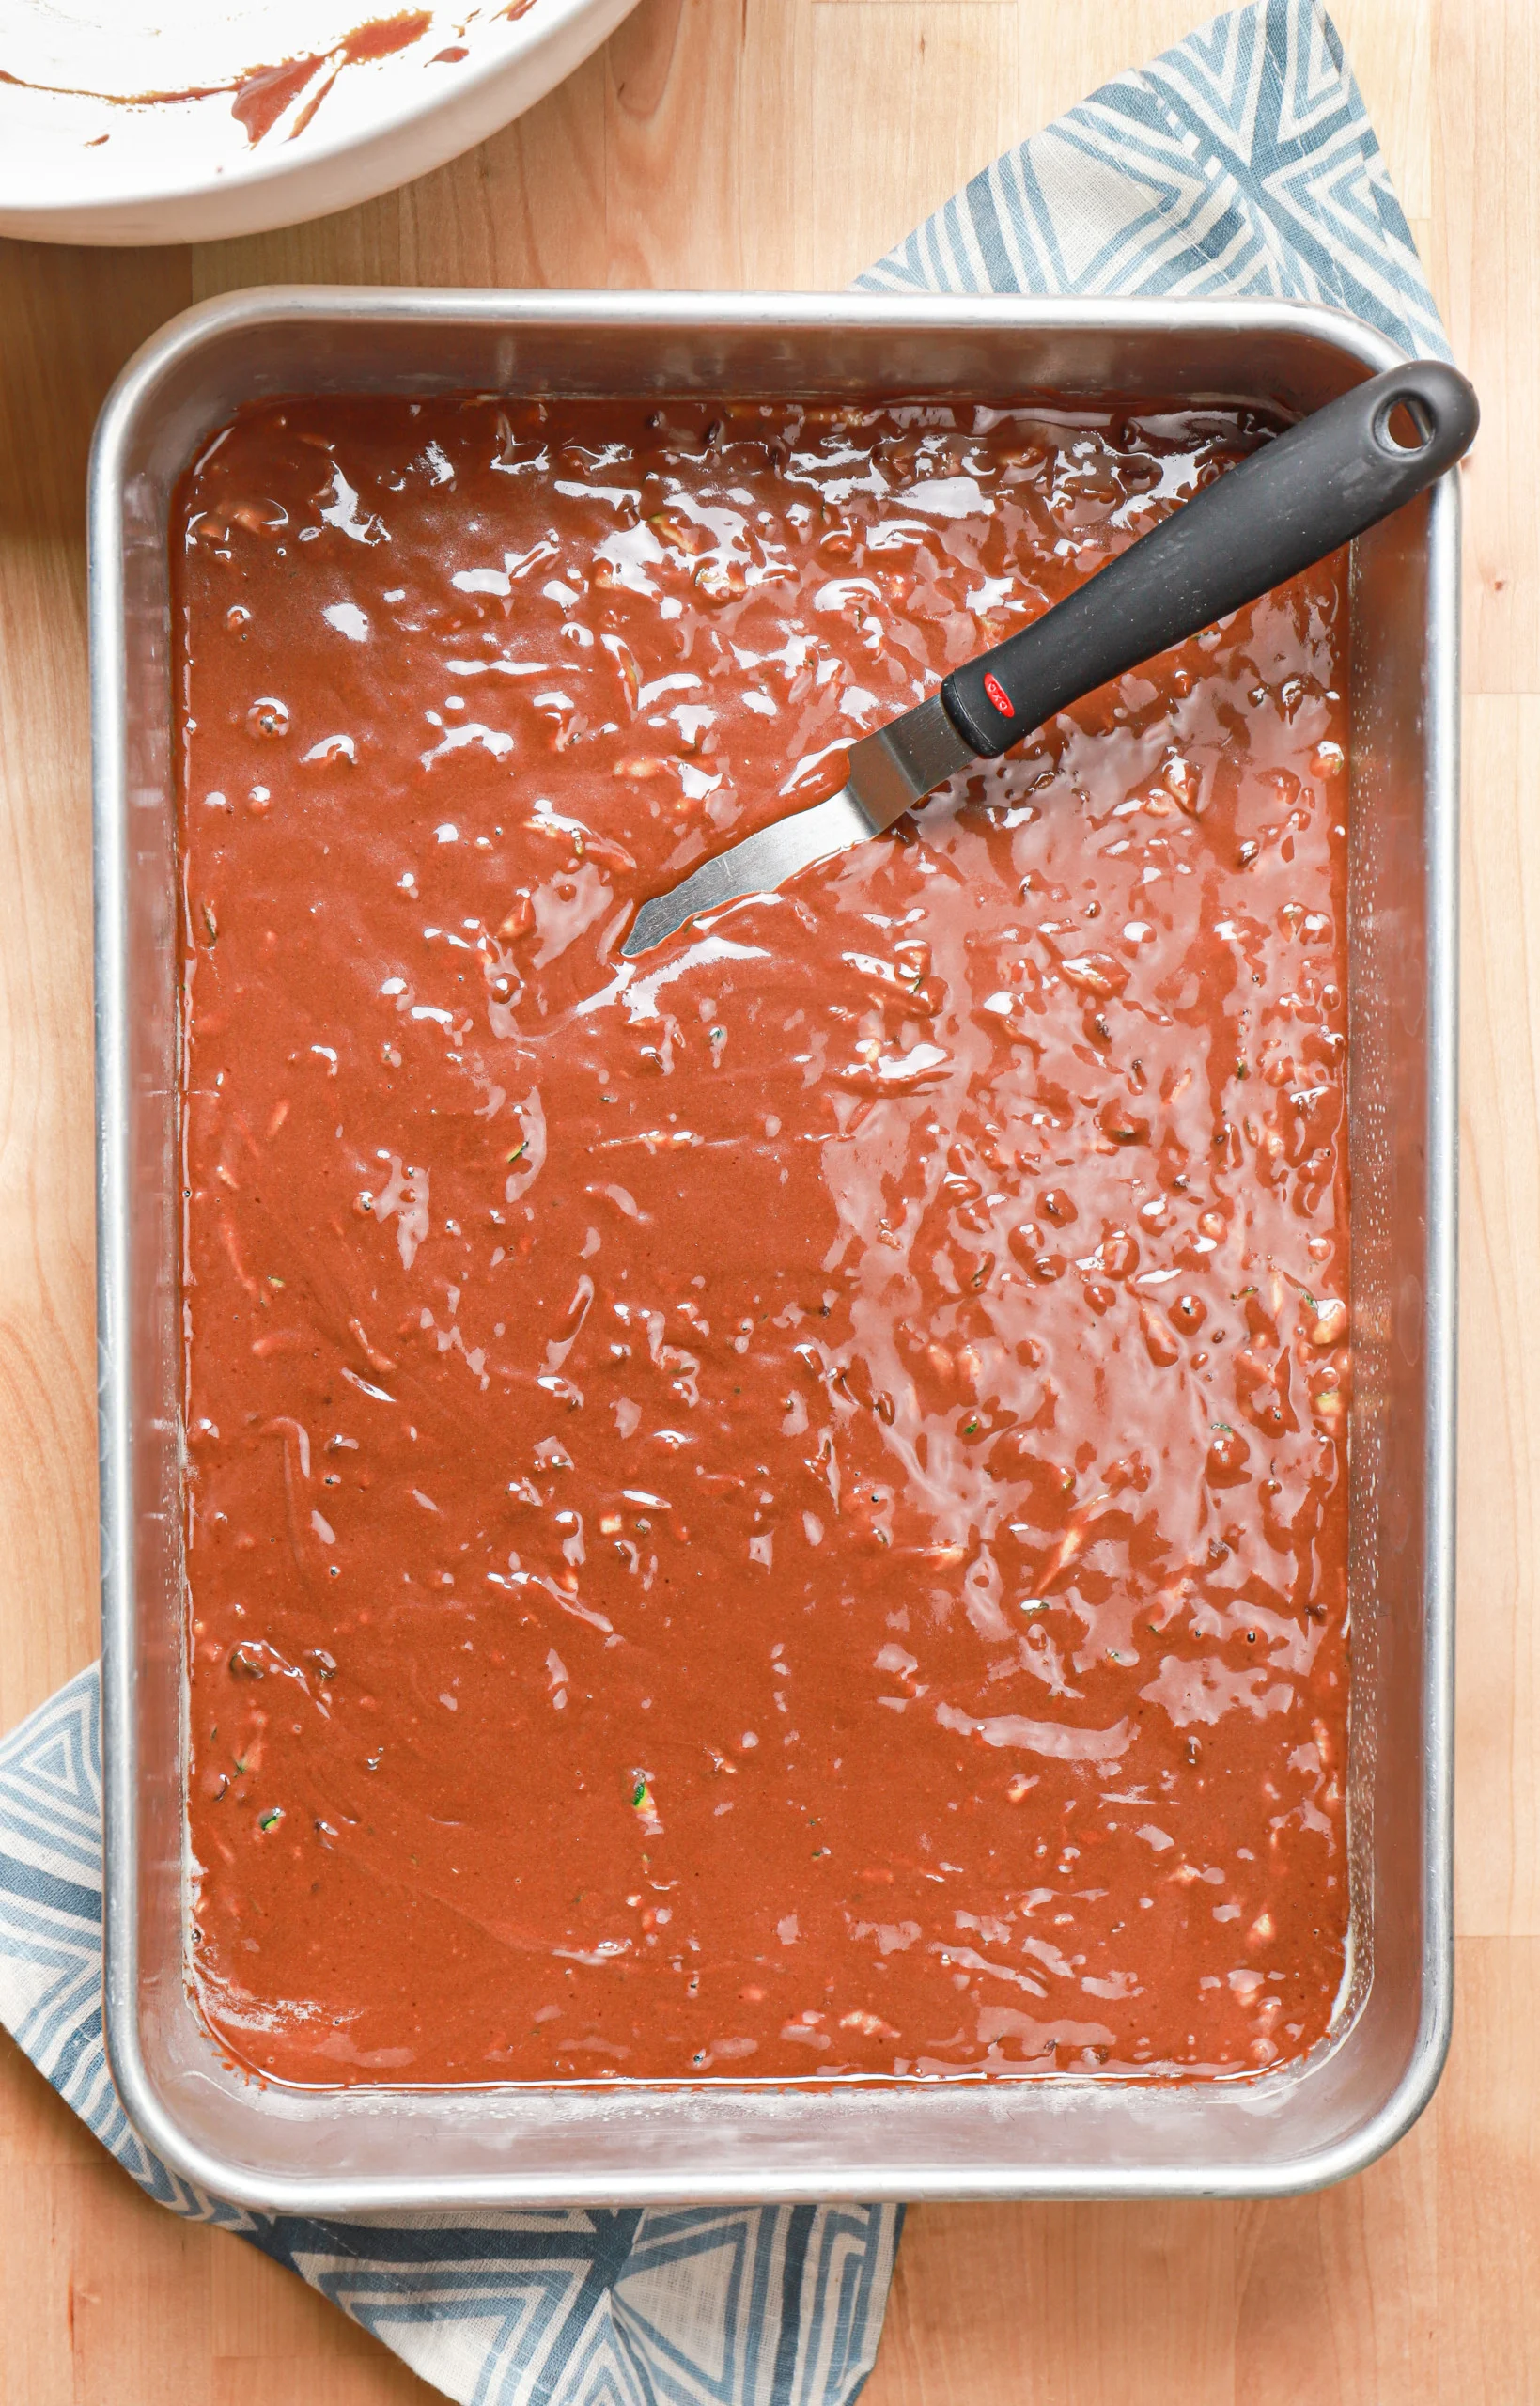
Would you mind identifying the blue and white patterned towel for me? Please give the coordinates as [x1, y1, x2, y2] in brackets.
[859, 0, 1448, 363]
[0, 4, 1444, 2400]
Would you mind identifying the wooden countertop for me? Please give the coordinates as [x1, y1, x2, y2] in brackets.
[1, 5, 1532, 2397]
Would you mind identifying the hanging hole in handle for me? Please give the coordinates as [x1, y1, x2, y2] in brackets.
[1375, 393, 1436, 453]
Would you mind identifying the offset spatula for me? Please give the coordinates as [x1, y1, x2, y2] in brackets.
[621, 359, 1477, 959]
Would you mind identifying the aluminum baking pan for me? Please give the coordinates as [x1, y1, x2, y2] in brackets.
[92, 288, 1457, 2213]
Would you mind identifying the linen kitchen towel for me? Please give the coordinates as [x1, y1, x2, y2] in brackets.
[0, 3, 1446, 2401]
[857, 0, 1448, 365]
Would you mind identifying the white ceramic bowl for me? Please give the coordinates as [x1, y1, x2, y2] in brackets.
[0, 0, 639, 245]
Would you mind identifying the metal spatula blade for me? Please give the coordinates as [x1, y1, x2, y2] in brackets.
[621, 695, 973, 958]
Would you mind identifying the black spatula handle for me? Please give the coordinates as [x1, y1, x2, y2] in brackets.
[940, 358, 1478, 759]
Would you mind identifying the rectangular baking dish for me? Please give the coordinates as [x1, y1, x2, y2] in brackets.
[92, 288, 1457, 2212]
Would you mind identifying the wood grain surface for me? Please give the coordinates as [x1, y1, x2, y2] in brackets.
[1, 3, 1533, 2398]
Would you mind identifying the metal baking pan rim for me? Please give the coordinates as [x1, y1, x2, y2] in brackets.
[92, 287, 1456, 2211]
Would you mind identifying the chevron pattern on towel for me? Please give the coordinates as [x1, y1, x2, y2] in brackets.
[858, 0, 1448, 364]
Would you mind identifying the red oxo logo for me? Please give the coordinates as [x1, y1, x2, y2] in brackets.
[982, 671, 1015, 718]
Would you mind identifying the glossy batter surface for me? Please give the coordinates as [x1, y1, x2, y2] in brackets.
[176, 395, 1351, 2086]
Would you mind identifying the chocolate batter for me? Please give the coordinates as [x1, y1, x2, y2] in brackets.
[175, 393, 1350, 2085]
